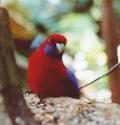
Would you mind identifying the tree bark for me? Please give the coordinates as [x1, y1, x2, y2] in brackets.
[102, 0, 120, 103]
[0, 7, 40, 125]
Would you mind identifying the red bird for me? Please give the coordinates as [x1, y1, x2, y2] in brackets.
[28, 33, 80, 98]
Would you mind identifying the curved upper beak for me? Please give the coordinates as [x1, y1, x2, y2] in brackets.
[56, 43, 65, 53]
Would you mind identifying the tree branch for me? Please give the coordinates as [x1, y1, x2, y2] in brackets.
[0, 7, 40, 125]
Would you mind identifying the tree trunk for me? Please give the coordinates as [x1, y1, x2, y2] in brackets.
[0, 7, 40, 125]
[102, 0, 120, 103]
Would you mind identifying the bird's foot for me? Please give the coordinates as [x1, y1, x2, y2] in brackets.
[24, 90, 33, 95]
[37, 96, 46, 106]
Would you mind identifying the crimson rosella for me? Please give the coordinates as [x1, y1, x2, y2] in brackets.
[28, 33, 80, 98]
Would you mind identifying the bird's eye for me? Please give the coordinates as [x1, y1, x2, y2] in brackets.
[48, 38, 56, 45]
[50, 39, 65, 45]
[58, 40, 65, 45]
[57, 40, 61, 43]
[51, 39, 56, 43]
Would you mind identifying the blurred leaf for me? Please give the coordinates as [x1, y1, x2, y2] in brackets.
[10, 17, 35, 40]
[114, 0, 120, 15]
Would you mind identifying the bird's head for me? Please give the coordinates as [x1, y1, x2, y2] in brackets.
[44, 33, 67, 59]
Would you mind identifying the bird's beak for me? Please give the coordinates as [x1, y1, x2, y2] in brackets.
[56, 43, 65, 53]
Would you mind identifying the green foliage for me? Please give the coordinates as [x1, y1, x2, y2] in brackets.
[114, 0, 120, 16]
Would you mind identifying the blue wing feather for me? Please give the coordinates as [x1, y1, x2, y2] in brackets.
[67, 69, 80, 89]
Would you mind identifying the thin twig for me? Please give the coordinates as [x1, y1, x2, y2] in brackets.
[80, 63, 120, 89]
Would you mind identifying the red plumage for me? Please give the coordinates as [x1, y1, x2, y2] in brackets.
[28, 33, 80, 98]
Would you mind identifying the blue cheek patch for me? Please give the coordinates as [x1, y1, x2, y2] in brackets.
[67, 69, 80, 89]
[44, 44, 57, 56]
